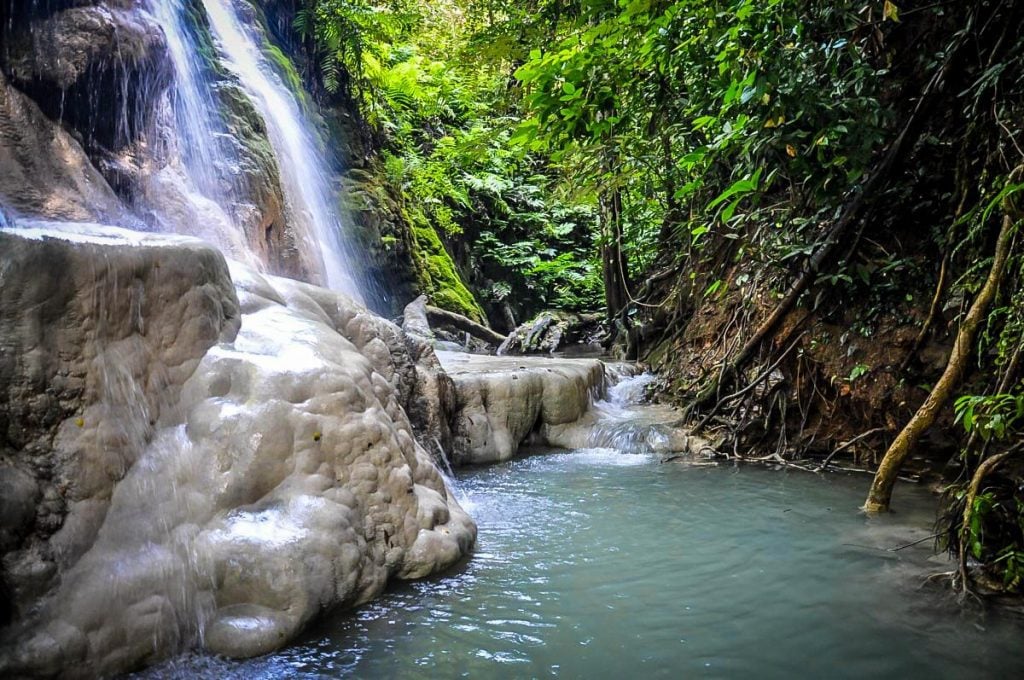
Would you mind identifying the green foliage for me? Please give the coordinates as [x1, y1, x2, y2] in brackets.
[512, 0, 889, 265]
[296, 0, 419, 95]
[847, 363, 870, 382]
[969, 491, 996, 560]
[294, 0, 1022, 592]
[955, 393, 1024, 442]
[300, 0, 605, 323]
[946, 484, 1024, 592]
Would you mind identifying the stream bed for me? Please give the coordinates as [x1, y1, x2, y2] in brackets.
[144, 450, 1024, 679]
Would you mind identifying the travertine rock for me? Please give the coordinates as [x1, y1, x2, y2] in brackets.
[437, 352, 606, 465]
[0, 226, 474, 678]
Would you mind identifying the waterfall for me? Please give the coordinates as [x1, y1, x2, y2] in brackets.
[128, 0, 364, 299]
[146, 0, 228, 203]
[199, 0, 363, 301]
[139, 0, 264, 269]
[1, 0, 365, 300]
[434, 437, 474, 512]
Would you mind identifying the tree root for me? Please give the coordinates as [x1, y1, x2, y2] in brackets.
[693, 331, 806, 431]
[865, 193, 1020, 513]
[688, 40, 956, 413]
[817, 427, 887, 472]
[957, 452, 1010, 594]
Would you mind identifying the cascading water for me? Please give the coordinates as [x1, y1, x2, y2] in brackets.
[146, 0, 229, 202]
[199, 0, 363, 301]
[1, 0, 366, 300]
[582, 372, 670, 452]
[433, 437, 474, 512]
[539, 368, 691, 455]
[137, 0, 265, 267]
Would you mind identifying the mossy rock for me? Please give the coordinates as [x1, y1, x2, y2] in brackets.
[408, 211, 485, 323]
[501, 311, 604, 355]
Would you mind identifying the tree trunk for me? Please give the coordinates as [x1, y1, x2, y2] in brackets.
[424, 305, 507, 345]
[864, 213, 1017, 513]
[601, 182, 630, 321]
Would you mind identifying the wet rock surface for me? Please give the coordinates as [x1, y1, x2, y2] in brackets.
[0, 71, 128, 223]
[2, 1, 170, 150]
[0, 227, 474, 678]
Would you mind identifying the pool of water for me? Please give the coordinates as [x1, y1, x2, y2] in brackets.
[144, 449, 1024, 679]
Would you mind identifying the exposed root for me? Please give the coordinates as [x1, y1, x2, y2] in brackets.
[957, 451, 1012, 594]
[817, 428, 887, 472]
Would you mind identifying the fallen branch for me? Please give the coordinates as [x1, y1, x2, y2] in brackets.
[817, 427, 887, 472]
[425, 305, 507, 345]
[842, 532, 940, 553]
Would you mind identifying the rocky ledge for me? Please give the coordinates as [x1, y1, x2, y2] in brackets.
[438, 352, 607, 465]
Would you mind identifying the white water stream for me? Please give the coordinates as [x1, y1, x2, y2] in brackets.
[199, 0, 362, 300]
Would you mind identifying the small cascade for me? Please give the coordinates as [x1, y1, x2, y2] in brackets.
[434, 438, 474, 512]
[581, 372, 668, 452]
[200, 0, 363, 301]
[539, 367, 693, 455]
[146, 0, 230, 201]
[605, 370, 657, 407]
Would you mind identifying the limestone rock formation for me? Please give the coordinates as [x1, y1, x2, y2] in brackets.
[0, 226, 475, 678]
[402, 295, 435, 340]
[437, 352, 606, 465]
[0, 71, 128, 223]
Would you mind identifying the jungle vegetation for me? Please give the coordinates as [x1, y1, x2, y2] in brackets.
[289, 0, 1024, 597]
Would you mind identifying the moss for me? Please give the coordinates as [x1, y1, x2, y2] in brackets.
[239, 0, 326, 132]
[263, 42, 305, 102]
[339, 160, 484, 321]
[408, 210, 485, 322]
[183, 0, 228, 79]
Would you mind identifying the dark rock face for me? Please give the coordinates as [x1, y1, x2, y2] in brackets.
[0, 70, 128, 222]
[1, 1, 171, 152]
